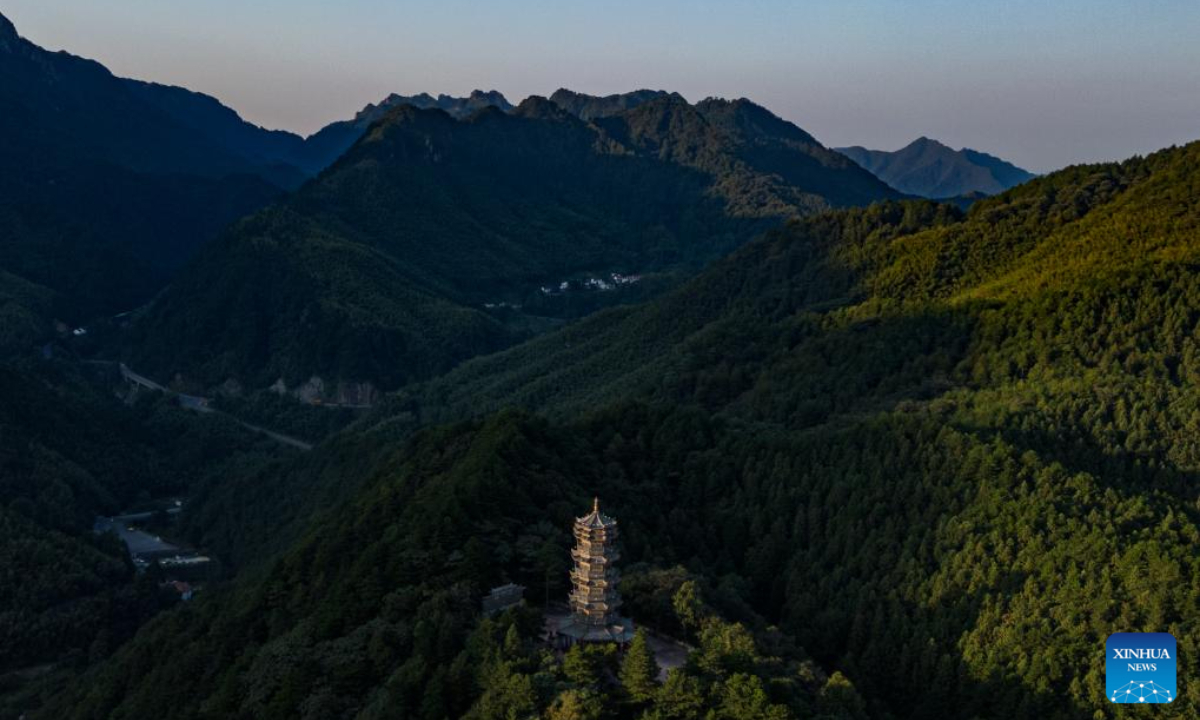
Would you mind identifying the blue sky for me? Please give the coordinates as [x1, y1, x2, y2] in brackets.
[6, 0, 1199, 172]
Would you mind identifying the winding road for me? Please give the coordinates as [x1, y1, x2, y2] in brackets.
[119, 363, 313, 451]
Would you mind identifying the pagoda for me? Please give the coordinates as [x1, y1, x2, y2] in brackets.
[555, 497, 634, 644]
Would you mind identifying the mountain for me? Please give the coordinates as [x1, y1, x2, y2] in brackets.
[837, 136, 1036, 198]
[408, 142, 1196, 421]
[961, 146, 1040, 188]
[0, 13, 294, 324]
[387, 142, 1200, 718]
[123, 94, 901, 398]
[299, 90, 515, 171]
[120, 80, 314, 181]
[0, 12, 309, 183]
[0, 16, 304, 681]
[548, 88, 682, 119]
[550, 91, 898, 211]
[2, 14, 520, 188]
[367, 90, 515, 119]
[41, 140, 1200, 720]
[111, 82, 519, 183]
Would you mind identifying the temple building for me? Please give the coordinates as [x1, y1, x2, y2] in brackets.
[553, 497, 635, 645]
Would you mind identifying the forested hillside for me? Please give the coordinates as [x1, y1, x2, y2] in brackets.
[39, 141, 1200, 720]
[0, 357, 289, 699]
[38, 413, 870, 720]
[125, 94, 899, 396]
[0, 10, 308, 678]
[399, 141, 1200, 718]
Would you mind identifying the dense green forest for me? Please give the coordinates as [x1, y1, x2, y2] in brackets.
[32, 414, 868, 720]
[23, 141, 1198, 719]
[123, 92, 900, 396]
[0, 356, 289, 699]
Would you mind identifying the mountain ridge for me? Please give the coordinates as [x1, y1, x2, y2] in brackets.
[0, 11, 290, 321]
[548, 88, 681, 119]
[121, 79, 314, 181]
[298, 89, 516, 170]
[0, 11, 321, 184]
[122, 92, 901, 397]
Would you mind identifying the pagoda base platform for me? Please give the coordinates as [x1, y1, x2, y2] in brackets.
[546, 610, 635, 646]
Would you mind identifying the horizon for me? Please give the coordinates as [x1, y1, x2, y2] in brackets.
[5, 1, 1200, 174]
[9, 0, 1200, 174]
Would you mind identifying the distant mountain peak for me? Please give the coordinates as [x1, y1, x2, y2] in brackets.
[700, 96, 754, 109]
[355, 90, 513, 125]
[903, 136, 954, 154]
[836, 136, 1035, 198]
[551, 88, 675, 100]
[376, 103, 455, 129]
[513, 95, 575, 121]
[634, 93, 693, 113]
[466, 89, 512, 106]
[403, 91, 437, 104]
[548, 89, 682, 120]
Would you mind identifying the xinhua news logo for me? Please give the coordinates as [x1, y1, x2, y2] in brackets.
[1107, 632, 1176, 704]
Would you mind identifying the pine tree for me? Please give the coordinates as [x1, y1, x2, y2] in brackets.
[656, 670, 707, 720]
[716, 673, 790, 720]
[672, 581, 706, 633]
[620, 628, 659, 703]
[504, 624, 523, 659]
[816, 671, 868, 720]
[545, 689, 603, 720]
[562, 645, 598, 688]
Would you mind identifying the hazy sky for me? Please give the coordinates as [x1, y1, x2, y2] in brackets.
[6, 0, 1199, 172]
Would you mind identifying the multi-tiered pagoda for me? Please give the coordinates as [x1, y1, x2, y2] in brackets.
[555, 497, 635, 644]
